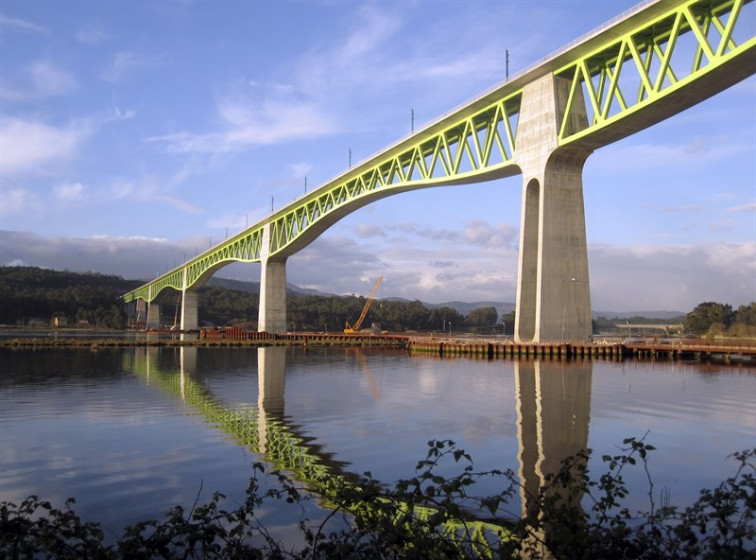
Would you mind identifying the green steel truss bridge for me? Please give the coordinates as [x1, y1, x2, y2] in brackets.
[122, 0, 755, 342]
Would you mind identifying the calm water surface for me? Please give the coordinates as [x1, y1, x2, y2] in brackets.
[1, 346, 754, 537]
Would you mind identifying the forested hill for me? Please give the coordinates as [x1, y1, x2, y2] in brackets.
[8, 266, 748, 336]
[0, 267, 141, 329]
[0, 266, 503, 333]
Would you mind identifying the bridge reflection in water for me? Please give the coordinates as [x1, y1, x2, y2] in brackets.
[126, 347, 593, 552]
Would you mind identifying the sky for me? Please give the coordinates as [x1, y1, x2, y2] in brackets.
[1, 0, 754, 313]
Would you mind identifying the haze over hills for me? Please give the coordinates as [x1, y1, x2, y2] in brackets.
[206, 278, 685, 320]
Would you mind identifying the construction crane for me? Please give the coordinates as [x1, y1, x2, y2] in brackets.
[344, 276, 383, 334]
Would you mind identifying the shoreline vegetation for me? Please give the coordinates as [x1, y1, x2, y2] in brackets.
[3, 266, 755, 340]
[1, 438, 754, 559]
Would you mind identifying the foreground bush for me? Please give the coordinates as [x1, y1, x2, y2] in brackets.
[1, 438, 754, 559]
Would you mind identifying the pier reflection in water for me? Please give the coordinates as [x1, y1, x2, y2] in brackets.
[516, 360, 591, 518]
[138, 347, 594, 523]
[257, 347, 285, 452]
[1, 345, 753, 541]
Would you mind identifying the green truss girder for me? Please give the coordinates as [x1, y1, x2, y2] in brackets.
[124, 92, 520, 303]
[123, 0, 755, 304]
[267, 94, 521, 254]
[556, 0, 754, 144]
[124, 227, 264, 302]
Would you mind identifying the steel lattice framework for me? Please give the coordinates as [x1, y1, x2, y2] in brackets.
[556, 0, 755, 144]
[123, 0, 754, 304]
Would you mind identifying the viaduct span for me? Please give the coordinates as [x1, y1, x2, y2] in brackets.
[122, 0, 755, 342]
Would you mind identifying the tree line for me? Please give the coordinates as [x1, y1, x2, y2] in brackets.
[682, 301, 756, 337]
[0, 267, 141, 330]
[2, 267, 753, 337]
[159, 285, 505, 333]
[0, 267, 503, 333]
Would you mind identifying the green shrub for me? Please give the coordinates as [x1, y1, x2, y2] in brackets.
[1, 439, 754, 559]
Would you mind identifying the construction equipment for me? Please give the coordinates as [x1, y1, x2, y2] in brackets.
[344, 276, 383, 334]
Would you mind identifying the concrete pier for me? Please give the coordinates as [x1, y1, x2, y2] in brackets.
[146, 302, 160, 329]
[258, 224, 288, 334]
[514, 74, 592, 343]
[180, 290, 198, 332]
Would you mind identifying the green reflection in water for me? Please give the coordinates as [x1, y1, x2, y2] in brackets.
[125, 346, 510, 556]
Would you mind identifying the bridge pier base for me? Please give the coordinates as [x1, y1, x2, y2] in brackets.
[180, 289, 198, 336]
[514, 73, 593, 343]
[259, 258, 287, 333]
[146, 302, 161, 329]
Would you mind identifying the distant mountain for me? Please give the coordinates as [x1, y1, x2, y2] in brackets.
[208, 277, 684, 320]
[207, 277, 327, 297]
[207, 277, 259, 292]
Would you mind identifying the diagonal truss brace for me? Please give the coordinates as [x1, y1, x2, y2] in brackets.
[556, 0, 755, 144]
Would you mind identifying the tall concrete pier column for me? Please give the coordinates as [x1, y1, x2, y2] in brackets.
[179, 268, 198, 336]
[258, 223, 288, 333]
[514, 74, 592, 343]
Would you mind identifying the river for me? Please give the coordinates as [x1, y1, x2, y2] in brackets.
[1, 346, 754, 542]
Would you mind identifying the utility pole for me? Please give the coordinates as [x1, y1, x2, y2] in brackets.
[271, 196, 274, 212]
[506, 49, 510, 79]
[411, 108, 415, 133]
[304, 176, 307, 194]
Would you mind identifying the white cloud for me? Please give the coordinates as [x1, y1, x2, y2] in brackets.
[0, 189, 30, 214]
[142, 2, 505, 156]
[220, 97, 335, 145]
[102, 50, 166, 84]
[0, 60, 78, 101]
[0, 13, 46, 32]
[2, 230, 754, 312]
[76, 26, 108, 45]
[337, 5, 402, 65]
[53, 181, 86, 201]
[289, 162, 312, 178]
[589, 242, 756, 311]
[106, 176, 203, 214]
[662, 205, 704, 213]
[29, 61, 78, 96]
[147, 96, 336, 154]
[461, 220, 517, 248]
[727, 202, 756, 213]
[354, 224, 386, 238]
[375, 220, 518, 250]
[0, 118, 92, 176]
[593, 134, 752, 171]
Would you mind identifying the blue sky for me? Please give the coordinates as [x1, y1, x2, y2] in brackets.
[1, 0, 754, 313]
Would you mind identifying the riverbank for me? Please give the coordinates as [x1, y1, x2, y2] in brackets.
[2, 329, 755, 363]
[407, 336, 756, 363]
[0, 331, 410, 349]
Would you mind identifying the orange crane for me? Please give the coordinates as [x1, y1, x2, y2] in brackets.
[344, 276, 383, 334]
